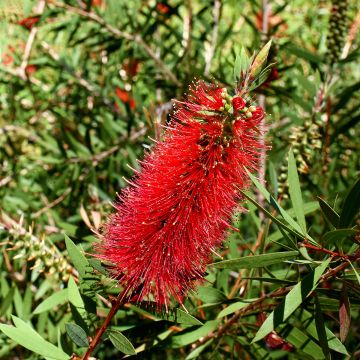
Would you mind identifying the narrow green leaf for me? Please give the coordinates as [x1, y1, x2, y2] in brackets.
[0, 317, 69, 360]
[323, 229, 357, 244]
[108, 330, 136, 355]
[208, 251, 299, 270]
[250, 39, 272, 77]
[240, 190, 302, 239]
[288, 149, 307, 233]
[65, 323, 89, 347]
[67, 276, 85, 312]
[283, 327, 324, 359]
[65, 235, 89, 279]
[185, 339, 213, 360]
[196, 287, 227, 304]
[285, 44, 322, 64]
[246, 172, 306, 236]
[339, 178, 360, 228]
[0, 287, 14, 316]
[33, 289, 68, 314]
[314, 294, 330, 359]
[252, 259, 330, 343]
[348, 261, 360, 286]
[318, 197, 340, 228]
[162, 309, 203, 326]
[300, 309, 349, 355]
[234, 47, 250, 81]
[13, 287, 23, 319]
[170, 321, 220, 348]
[217, 300, 253, 318]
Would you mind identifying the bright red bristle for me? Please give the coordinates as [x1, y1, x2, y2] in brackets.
[95, 80, 267, 309]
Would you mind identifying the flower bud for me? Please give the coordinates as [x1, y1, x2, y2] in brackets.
[232, 96, 246, 114]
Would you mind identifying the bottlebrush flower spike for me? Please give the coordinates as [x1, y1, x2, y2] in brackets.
[97, 52, 271, 310]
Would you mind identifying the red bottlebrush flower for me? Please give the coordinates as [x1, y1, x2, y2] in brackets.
[123, 58, 141, 79]
[2, 53, 14, 66]
[17, 16, 40, 30]
[96, 81, 267, 309]
[25, 64, 37, 76]
[156, 2, 170, 15]
[115, 87, 136, 110]
[92, 0, 102, 5]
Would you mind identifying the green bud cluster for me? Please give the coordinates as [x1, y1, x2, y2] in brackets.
[277, 119, 323, 197]
[325, 0, 349, 65]
[7, 229, 72, 283]
[337, 134, 357, 177]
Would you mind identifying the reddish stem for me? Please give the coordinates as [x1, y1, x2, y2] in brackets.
[300, 241, 359, 261]
[82, 290, 127, 360]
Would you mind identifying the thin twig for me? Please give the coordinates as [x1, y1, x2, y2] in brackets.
[48, 1, 180, 86]
[204, 0, 221, 76]
[256, 0, 270, 223]
[179, 0, 193, 70]
[19, 0, 46, 76]
[32, 188, 72, 218]
[342, 8, 360, 59]
[67, 126, 147, 164]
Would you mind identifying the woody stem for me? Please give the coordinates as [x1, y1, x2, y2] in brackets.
[82, 290, 127, 360]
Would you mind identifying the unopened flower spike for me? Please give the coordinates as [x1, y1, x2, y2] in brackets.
[96, 45, 271, 311]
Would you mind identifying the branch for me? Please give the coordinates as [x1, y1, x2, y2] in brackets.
[32, 188, 72, 218]
[48, 1, 181, 86]
[194, 258, 354, 349]
[256, 0, 270, 222]
[17, 0, 46, 75]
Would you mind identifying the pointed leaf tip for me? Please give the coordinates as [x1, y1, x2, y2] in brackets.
[250, 39, 272, 77]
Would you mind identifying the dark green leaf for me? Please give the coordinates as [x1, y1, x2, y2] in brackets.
[300, 309, 348, 355]
[196, 287, 227, 304]
[108, 330, 136, 355]
[323, 229, 357, 244]
[65, 323, 89, 347]
[185, 339, 213, 359]
[314, 294, 330, 359]
[161, 309, 203, 326]
[318, 197, 340, 228]
[339, 178, 360, 228]
[208, 251, 299, 270]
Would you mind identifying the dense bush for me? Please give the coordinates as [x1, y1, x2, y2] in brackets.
[0, 0, 359, 359]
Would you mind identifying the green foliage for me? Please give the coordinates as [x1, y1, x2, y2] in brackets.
[0, 0, 359, 359]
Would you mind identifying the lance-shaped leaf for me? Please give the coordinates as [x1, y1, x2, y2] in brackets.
[250, 39, 272, 77]
[339, 284, 351, 343]
[208, 251, 299, 270]
[339, 178, 360, 228]
[288, 148, 307, 234]
[252, 258, 330, 343]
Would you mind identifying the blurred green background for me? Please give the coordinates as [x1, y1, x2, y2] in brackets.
[0, 0, 359, 359]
